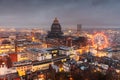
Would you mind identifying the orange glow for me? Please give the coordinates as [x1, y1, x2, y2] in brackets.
[70, 77, 73, 80]
[38, 74, 45, 79]
[39, 74, 44, 78]
[92, 32, 109, 50]
[95, 52, 107, 57]
[32, 37, 35, 41]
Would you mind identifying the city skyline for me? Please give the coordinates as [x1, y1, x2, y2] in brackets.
[0, 0, 120, 28]
[0, 1, 120, 79]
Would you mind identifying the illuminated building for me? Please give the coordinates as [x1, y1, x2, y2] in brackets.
[15, 39, 29, 53]
[47, 17, 63, 38]
[31, 29, 35, 42]
[13, 60, 32, 77]
[58, 46, 72, 55]
[26, 47, 71, 61]
[32, 62, 51, 72]
[46, 48, 59, 58]
[46, 46, 72, 57]
[63, 62, 70, 72]
[17, 52, 28, 61]
[0, 38, 15, 54]
[31, 29, 42, 42]
[26, 48, 52, 61]
[15, 39, 43, 53]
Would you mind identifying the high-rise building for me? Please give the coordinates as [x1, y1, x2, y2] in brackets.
[77, 24, 82, 36]
[47, 18, 63, 38]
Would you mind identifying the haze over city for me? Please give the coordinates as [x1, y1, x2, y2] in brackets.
[0, 0, 120, 29]
[0, 0, 120, 80]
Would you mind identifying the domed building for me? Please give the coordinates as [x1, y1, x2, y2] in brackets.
[47, 18, 63, 38]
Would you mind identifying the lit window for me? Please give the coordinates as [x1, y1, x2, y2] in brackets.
[53, 54, 56, 57]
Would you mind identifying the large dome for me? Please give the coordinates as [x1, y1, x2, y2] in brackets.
[51, 17, 62, 32]
[47, 18, 63, 38]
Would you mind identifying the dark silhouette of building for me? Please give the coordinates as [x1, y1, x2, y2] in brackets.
[46, 18, 87, 48]
[72, 36, 87, 47]
[65, 36, 87, 48]
[77, 24, 82, 32]
[77, 24, 82, 36]
[65, 36, 73, 47]
[47, 18, 63, 38]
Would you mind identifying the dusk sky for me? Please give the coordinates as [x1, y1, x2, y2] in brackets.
[0, 0, 120, 29]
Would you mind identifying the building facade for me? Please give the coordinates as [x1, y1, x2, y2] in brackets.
[47, 18, 63, 38]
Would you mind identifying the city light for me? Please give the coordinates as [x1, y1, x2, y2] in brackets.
[91, 32, 109, 50]
[0, 18, 120, 80]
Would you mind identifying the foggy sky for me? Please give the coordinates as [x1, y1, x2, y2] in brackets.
[0, 0, 120, 29]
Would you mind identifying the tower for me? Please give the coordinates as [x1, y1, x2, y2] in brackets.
[31, 29, 35, 41]
[77, 24, 82, 36]
[47, 18, 63, 38]
[66, 37, 72, 47]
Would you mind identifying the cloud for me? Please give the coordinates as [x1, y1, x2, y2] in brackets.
[0, 0, 120, 28]
[91, 0, 109, 6]
[91, 0, 120, 6]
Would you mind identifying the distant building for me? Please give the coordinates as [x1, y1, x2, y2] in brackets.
[77, 24, 82, 36]
[15, 39, 43, 53]
[47, 18, 63, 38]
[77, 24, 82, 32]
[0, 38, 15, 54]
[26, 47, 71, 61]
[17, 52, 28, 61]
[46, 19, 87, 48]
[65, 36, 73, 47]
[64, 36, 88, 48]
[26, 48, 52, 61]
